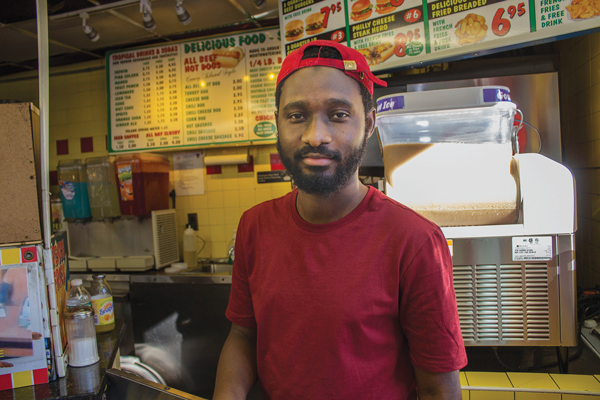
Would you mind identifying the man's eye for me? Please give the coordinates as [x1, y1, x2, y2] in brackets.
[288, 113, 304, 121]
[331, 112, 349, 120]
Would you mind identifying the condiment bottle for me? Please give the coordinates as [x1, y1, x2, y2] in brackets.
[66, 279, 92, 310]
[65, 307, 100, 367]
[90, 275, 115, 333]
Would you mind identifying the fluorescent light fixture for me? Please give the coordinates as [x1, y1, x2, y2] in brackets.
[419, 136, 431, 143]
[176, 0, 191, 25]
[416, 120, 429, 127]
[80, 12, 100, 42]
[140, 0, 155, 30]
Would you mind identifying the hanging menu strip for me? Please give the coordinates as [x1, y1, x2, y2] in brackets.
[279, 0, 600, 72]
[107, 28, 281, 153]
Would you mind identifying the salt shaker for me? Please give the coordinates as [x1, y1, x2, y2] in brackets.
[65, 307, 100, 367]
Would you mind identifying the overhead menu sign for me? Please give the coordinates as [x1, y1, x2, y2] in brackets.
[107, 28, 281, 153]
[279, 0, 600, 71]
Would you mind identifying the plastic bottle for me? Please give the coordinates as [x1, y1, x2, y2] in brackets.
[183, 225, 198, 268]
[90, 275, 115, 333]
[66, 279, 92, 310]
[228, 230, 237, 264]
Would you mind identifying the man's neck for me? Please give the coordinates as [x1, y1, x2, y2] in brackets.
[296, 178, 369, 224]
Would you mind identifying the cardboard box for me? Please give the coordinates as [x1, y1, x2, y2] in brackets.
[0, 103, 42, 245]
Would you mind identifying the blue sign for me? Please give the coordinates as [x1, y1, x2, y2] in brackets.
[483, 88, 511, 103]
[376, 95, 405, 113]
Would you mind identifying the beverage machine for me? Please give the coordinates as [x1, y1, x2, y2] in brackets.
[376, 86, 577, 367]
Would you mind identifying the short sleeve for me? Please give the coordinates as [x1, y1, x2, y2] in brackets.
[399, 228, 467, 373]
[225, 213, 257, 329]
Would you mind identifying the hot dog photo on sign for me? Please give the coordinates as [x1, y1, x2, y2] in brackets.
[212, 47, 245, 68]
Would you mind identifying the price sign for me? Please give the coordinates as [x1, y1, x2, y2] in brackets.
[107, 28, 281, 152]
[281, 0, 349, 55]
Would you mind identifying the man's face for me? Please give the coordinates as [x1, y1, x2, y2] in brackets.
[275, 67, 375, 196]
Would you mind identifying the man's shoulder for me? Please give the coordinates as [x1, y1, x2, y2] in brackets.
[241, 191, 293, 222]
[369, 188, 440, 233]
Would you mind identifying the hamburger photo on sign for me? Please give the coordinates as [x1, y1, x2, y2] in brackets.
[305, 13, 326, 35]
[375, 0, 402, 14]
[285, 19, 304, 42]
[351, 0, 374, 21]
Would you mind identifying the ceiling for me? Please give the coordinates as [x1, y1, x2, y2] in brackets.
[0, 0, 280, 78]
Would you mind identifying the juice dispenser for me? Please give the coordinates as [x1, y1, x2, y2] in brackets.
[86, 156, 121, 220]
[58, 159, 91, 220]
[114, 154, 170, 216]
[376, 86, 519, 227]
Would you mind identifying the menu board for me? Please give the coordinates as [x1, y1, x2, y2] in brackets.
[280, 0, 600, 71]
[107, 28, 281, 153]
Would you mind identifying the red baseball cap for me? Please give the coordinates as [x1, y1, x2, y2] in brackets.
[277, 40, 387, 95]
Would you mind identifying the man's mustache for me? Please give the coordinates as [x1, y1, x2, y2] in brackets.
[294, 146, 342, 161]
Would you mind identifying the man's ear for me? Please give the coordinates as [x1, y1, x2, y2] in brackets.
[365, 108, 376, 139]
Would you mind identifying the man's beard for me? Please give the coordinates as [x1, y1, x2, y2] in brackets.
[276, 133, 369, 196]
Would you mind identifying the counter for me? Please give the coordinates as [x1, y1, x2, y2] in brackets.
[0, 320, 124, 400]
[70, 267, 240, 399]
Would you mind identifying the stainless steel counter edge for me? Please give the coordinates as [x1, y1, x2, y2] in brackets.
[71, 273, 232, 284]
[130, 274, 232, 284]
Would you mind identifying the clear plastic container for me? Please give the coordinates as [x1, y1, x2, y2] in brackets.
[376, 86, 520, 227]
[58, 159, 91, 220]
[66, 279, 92, 310]
[65, 307, 99, 367]
[183, 225, 197, 268]
[90, 275, 115, 333]
[86, 156, 121, 220]
[114, 154, 170, 216]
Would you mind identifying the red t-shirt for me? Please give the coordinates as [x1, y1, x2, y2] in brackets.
[226, 187, 467, 399]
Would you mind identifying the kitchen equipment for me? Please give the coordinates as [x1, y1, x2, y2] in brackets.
[88, 256, 120, 272]
[58, 159, 91, 220]
[64, 307, 99, 367]
[377, 86, 519, 227]
[86, 156, 121, 220]
[67, 209, 179, 271]
[376, 86, 577, 354]
[114, 154, 170, 216]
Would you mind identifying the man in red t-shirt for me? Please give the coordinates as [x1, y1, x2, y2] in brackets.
[214, 40, 467, 400]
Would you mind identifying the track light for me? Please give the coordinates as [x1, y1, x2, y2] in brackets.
[175, 0, 191, 25]
[80, 12, 100, 42]
[140, 0, 155, 30]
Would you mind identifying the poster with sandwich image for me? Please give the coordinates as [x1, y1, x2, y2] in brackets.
[280, 0, 349, 55]
[180, 28, 282, 145]
[348, 0, 426, 67]
[427, 0, 531, 54]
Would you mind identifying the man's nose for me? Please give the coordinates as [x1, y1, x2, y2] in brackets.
[301, 116, 332, 148]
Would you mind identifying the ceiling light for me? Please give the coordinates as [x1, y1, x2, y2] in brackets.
[175, 0, 191, 25]
[140, 0, 155, 30]
[252, 0, 266, 8]
[80, 12, 100, 42]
